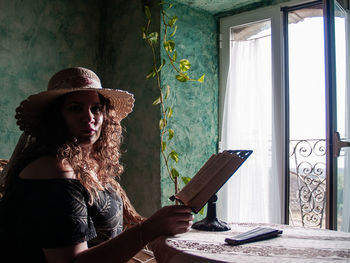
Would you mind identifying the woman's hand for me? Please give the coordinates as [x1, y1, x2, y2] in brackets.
[142, 205, 194, 240]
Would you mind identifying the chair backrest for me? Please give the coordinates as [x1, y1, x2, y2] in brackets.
[0, 159, 9, 173]
[0, 159, 9, 199]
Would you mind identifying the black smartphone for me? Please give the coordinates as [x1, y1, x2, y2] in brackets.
[225, 227, 283, 246]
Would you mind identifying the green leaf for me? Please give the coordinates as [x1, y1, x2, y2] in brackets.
[168, 16, 178, 27]
[161, 141, 166, 152]
[144, 5, 151, 20]
[171, 168, 180, 179]
[164, 40, 175, 52]
[170, 150, 179, 163]
[199, 206, 205, 215]
[167, 107, 173, 118]
[148, 32, 158, 44]
[146, 69, 156, 79]
[168, 129, 174, 140]
[141, 27, 147, 39]
[172, 50, 177, 61]
[164, 85, 170, 99]
[197, 74, 205, 83]
[152, 97, 161, 105]
[176, 74, 188, 82]
[181, 176, 191, 185]
[159, 119, 167, 129]
[170, 25, 177, 37]
[179, 59, 191, 72]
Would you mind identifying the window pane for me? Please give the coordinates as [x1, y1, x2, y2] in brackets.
[334, 4, 349, 232]
[221, 19, 278, 223]
[287, 6, 326, 229]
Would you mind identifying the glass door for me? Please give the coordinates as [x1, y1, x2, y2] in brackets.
[284, 0, 350, 231]
[324, 0, 350, 230]
[330, 1, 350, 231]
[284, 1, 327, 229]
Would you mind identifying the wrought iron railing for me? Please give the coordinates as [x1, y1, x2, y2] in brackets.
[289, 139, 326, 228]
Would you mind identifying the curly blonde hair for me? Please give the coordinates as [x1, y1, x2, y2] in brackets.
[58, 94, 144, 226]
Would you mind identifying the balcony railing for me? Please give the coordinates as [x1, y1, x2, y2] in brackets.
[289, 139, 326, 228]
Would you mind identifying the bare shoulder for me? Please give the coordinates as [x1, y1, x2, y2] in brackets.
[19, 155, 75, 180]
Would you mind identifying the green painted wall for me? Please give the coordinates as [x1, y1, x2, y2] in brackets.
[0, 0, 100, 159]
[175, 0, 276, 15]
[0, 0, 160, 217]
[171, 0, 291, 17]
[159, 2, 219, 216]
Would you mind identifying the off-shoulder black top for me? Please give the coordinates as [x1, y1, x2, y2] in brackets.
[0, 177, 123, 262]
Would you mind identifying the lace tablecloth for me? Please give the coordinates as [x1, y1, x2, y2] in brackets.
[151, 222, 350, 263]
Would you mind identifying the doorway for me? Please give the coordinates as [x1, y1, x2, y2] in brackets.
[219, 0, 350, 231]
[283, 0, 350, 230]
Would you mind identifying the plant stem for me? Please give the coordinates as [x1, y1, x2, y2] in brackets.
[145, 17, 176, 186]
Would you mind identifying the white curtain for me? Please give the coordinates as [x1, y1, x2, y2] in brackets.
[217, 35, 282, 224]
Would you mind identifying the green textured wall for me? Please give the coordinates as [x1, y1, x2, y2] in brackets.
[173, 0, 290, 17]
[0, 0, 160, 217]
[0, 0, 100, 159]
[175, 0, 275, 15]
[159, 2, 219, 213]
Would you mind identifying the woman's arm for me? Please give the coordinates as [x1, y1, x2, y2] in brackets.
[44, 205, 193, 263]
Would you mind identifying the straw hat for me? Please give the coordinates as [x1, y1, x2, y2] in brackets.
[15, 67, 135, 136]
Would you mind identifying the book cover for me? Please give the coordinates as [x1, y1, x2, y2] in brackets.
[171, 150, 252, 213]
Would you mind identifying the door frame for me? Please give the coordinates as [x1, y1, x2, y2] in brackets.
[324, 0, 338, 230]
[324, 0, 350, 230]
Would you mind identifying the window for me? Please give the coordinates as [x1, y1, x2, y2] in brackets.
[218, 4, 284, 224]
[218, 0, 350, 230]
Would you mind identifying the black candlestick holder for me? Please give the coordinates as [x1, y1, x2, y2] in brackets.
[191, 194, 230, 231]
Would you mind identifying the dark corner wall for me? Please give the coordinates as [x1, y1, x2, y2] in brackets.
[0, 0, 219, 218]
[97, 0, 161, 217]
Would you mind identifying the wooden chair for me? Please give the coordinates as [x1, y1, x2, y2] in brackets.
[0, 159, 8, 173]
[0, 159, 9, 199]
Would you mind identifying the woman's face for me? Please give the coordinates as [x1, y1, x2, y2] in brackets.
[61, 91, 104, 149]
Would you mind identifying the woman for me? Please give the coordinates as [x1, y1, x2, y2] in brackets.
[0, 67, 193, 262]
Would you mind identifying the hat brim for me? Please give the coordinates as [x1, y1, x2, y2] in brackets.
[15, 87, 134, 135]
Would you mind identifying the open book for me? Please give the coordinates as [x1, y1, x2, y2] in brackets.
[170, 150, 252, 213]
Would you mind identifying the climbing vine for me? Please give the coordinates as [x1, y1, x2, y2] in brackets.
[142, 1, 205, 197]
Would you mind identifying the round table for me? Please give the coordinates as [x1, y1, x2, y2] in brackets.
[151, 222, 350, 263]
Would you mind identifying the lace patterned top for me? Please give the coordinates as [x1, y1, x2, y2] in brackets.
[0, 177, 123, 262]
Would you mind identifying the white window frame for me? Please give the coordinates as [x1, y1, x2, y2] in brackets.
[218, 0, 315, 223]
